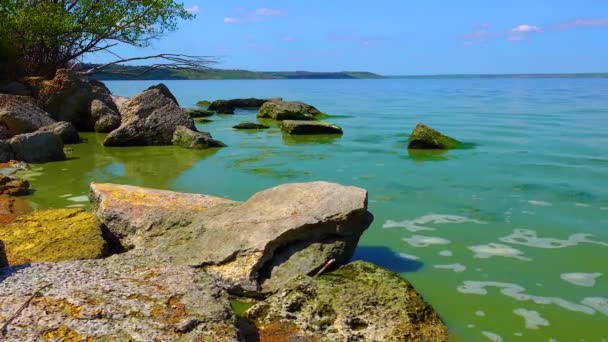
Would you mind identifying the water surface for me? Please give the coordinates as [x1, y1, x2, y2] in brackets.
[25, 78, 608, 341]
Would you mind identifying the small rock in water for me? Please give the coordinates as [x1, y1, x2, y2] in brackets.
[0, 174, 29, 196]
[233, 122, 269, 130]
[185, 108, 215, 118]
[257, 99, 322, 120]
[407, 122, 461, 149]
[281, 120, 343, 135]
[172, 126, 226, 149]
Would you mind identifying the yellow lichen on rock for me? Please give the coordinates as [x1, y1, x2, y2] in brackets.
[42, 325, 94, 342]
[0, 208, 108, 266]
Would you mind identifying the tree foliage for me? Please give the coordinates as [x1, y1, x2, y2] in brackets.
[0, 0, 196, 78]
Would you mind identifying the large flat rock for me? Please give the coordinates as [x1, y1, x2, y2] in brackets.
[0, 255, 240, 341]
[90, 182, 373, 295]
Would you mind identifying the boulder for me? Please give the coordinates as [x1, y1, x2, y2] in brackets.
[0, 208, 108, 266]
[0, 174, 29, 196]
[281, 120, 343, 135]
[90, 182, 373, 295]
[104, 84, 195, 146]
[111, 95, 130, 108]
[257, 100, 323, 120]
[90, 99, 121, 132]
[172, 126, 226, 149]
[36, 121, 80, 144]
[196, 100, 211, 108]
[185, 108, 215, 118]
[233, 122, 269, 130]
[0, 255, 240, 341]
[0, 140, 14, 163]
[89, 183, 236, 248]
[209, 98, 279, 114]
[246, 261, 449, 341]
[30, 69, 119, 131]
[408, 123, 461, 149]
[8, 131, 66, 163]
[0, 94, 56, 139]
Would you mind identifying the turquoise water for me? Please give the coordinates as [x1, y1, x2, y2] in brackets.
[26, 79, 608, 341]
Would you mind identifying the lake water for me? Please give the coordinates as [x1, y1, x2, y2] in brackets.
[23, 78, 608, 341]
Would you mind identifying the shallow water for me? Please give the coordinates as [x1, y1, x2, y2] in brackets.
[25, 78, 608, 341]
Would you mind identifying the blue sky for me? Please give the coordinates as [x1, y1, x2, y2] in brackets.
[89, 0, 608, 75]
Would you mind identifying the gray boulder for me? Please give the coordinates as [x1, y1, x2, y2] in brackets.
[0, 94, 56, 139]
[90, 182, 373, 295]
[0, 254, 240, 341]
[408, 122, 461, 149]
[104, 84, 195, 146]
[36, 121, 80, 144]
[233, 122, 269, 130]
[8, 131, 66, 163]
[172, 126, 226, 149]
[257, 100, 322, 120]
[90, 99, 121, 133]
[247, 261, 449, 341]
[281, 120, 343, 135]
[208, 98, 280, 114]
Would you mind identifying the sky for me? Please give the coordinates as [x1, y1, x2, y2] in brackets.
[89, 0, 608, 75]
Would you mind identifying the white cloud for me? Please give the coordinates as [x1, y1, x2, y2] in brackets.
[224, 8, 286, 24]
[255, 8, 285, 16]
[186, 5, 200, 14]
[511, 24, 542, 33]
[224, 17, 240, 24]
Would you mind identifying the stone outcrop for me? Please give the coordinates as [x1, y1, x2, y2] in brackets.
[281, 120, 343, 135]
[408, 122, 461, 149]
[104, 84, 195, 146]
[0, 208, 108, 266]
[172, 126, 226, 149]
[89, 183, 236, 248]
[0, 141, 14, 163]
[209, 98, 279, 114]
[247, 261, 449, 341]
[0, 94, 56, 139]
[28, 69, 120, 131]
[0, 174, 29, 196]
[185, 108, 215, 118]
[90, 99, 121, 132]
[257, 100, 322, 120]
[8, 131, 66, 163]
[0, 255, 240, 341]
[233, 122, 269, 130]
[90, 182, 373, 295]
[36, 121, 80, 144]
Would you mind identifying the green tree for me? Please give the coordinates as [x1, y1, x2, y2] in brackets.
[0, 0, 206, 78]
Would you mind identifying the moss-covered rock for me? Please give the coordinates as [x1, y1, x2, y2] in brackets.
[247, 260, 449, 341]
[208, 98, 278, 114]
[0, 208, 109, 266]
[257, 100, 322, 121]
[407, 123, 460, 149]
[185, 108, 215, 118]
[232, 122, 269, 130]
[196, 100, 211, 108]
[0, 174, 29, 196]
[172, 126, 226, 149]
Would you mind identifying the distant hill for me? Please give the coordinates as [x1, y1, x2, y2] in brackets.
[87, 65, 384, 80]
[386, 73, 608, 79]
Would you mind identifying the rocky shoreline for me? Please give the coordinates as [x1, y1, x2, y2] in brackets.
[0, 69, 453, 341]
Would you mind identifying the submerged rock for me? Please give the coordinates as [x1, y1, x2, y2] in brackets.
[28, 69, 120, 131]
[0, 174, 29, 196]
[185, 108, 215, 118]
[172, 126, 226, 149]
[209, 98, 279, 114]
[104, 84, 195, 146]
[36, 121, 80, 144]
[0, 94, 56, 139]
[281, 120, 343, 135]
[90, 182, 372, 295]
[0, 208, 108, 266]
[247, 261, 449, 341]
[257, 100, 322, 120]
[0, 254, 240, 341]
[408, 122, 461, 149]
[8, 131, 66, 163]
[233, 122, 269, 130]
